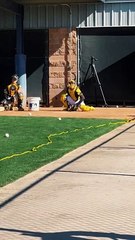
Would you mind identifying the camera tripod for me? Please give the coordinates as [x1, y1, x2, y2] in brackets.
[83, 56, 108, 107]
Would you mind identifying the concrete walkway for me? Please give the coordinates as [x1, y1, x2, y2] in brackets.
[0, 121, 135, 240]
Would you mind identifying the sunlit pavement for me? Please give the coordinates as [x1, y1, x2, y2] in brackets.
[0, 121, 135, 240]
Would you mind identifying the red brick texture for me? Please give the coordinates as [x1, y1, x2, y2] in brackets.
[49, 28, 77, 106]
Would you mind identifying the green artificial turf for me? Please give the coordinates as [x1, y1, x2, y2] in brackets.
[0, 116, 125, 187]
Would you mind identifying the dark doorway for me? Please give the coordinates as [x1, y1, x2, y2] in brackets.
[0, 29, 49, 106]
[78, 27, 135, 106]
[24, 30, 49, 106]
[0, 30, 16, 102]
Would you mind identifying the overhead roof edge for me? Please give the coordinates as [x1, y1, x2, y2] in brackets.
[0, 0, 23, 15]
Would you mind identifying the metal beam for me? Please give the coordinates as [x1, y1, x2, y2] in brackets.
[13, 0, 100, 4]
[0, 0, 22, 15]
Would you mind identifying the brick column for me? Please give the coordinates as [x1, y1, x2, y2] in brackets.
[49, 28, 77, 106]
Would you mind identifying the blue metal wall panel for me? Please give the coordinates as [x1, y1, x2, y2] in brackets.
[0, 2, 135, 29]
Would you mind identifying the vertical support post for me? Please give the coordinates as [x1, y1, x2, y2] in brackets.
[15, 6, 27, 107]
[15, 54, 27, 107]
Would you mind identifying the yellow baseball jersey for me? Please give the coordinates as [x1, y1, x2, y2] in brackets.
[67, 86, 82, 101]
[7, 83, 20, 96]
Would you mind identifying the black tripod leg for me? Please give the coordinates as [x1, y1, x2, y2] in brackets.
[83, 63, 91, 82]
[93, 64, 108, 107]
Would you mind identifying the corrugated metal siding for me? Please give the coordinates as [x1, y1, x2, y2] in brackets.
[0, 2, 135, 29]
[24, 5, 71, 28]
[0, 9, 16, 29]
[23, 3, 135, 28]
[78, 2, 135, 27]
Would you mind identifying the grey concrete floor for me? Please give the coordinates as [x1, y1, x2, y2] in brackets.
[0, 121, 135, 240]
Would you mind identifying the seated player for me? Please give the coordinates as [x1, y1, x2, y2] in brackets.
[2, 74, 24, 111]
[60, 79, 94, 111]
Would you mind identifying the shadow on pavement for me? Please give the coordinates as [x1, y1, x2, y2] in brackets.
[0, 123, 135, 210]
[0, 228, 135, 240]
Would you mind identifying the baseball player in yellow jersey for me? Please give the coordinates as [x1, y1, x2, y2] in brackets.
[60, 79, 95, 111]
[3, 74, 24, 111]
